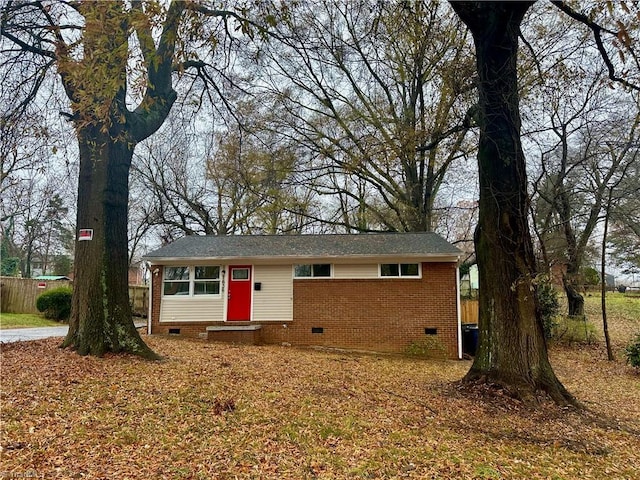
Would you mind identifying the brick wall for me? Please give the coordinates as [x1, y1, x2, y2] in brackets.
[261, 262, 459, 357]
[150, 262, 460, 357]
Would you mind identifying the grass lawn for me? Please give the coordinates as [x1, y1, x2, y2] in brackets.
[0, 312, 61, 329]
[0, 296, 638, 479]
[582, 292, 639, 353]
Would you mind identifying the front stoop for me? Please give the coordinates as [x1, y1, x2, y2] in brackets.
[206, 324, 263, 345]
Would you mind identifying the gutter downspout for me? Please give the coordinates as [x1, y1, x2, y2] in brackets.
[146, 262, 153, 335]
[456, 259, 462, 360]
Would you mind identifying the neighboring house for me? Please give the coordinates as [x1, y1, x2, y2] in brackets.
[605, 273, 616, 289]
[144, 233, 462, 358]
[33, 275, 71, 281]
[128, 262, 146, 286]
[29, 263, 44, 279]
[460, 264, 479, 299]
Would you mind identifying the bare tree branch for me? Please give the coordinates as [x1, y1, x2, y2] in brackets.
[552, 0, 640, 91]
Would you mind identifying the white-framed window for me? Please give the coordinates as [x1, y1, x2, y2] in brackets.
[163, 266, 190, 295]
[294, 263, 332, 278]
[379, 263, 421, 278]
[163, 266, 221, 296]
[194, 266, 221, 295]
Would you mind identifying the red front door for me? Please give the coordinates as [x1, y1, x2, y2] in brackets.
[226, 265, 252, 321]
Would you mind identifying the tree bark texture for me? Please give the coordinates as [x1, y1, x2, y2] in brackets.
[451, 2, 575, 405]
[62, 126, 158, 358]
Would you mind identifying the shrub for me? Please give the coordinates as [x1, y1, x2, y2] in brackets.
[625, 334, 640, 369]
[581, 266, 600, 286]
[36, 286, 72, 321]
[535, 276, 560, 339]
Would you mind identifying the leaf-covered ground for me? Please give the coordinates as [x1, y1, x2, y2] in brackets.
[1, 295, 638, 479]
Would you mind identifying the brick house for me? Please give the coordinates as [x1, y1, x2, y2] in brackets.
[144, 233, 462, 358]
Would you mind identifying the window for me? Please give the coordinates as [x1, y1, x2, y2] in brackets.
[163, 266, 221, 296]
[380, 263, 420, 278]
[163, 267, 190, 295]
[294, 263, 332, 278]
[194, 266, 220, 295]
[294, 264, 311, 277]
[231, 268, 250, 280]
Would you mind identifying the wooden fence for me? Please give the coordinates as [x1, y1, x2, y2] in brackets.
[129, 285, 149, 317]
[0, 277, 148, 316]
[460, 299, 479, 324]
[0, 276, 72, 314]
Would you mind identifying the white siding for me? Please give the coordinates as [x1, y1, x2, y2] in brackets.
[252, 265, 293, 321]
[160, 296, 224, 323]
[333, 263, 379, 279]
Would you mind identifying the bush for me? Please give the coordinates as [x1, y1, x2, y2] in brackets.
[581, 266, 600, 286]
[625, 334, 640, 369]
[36, 287, 72, 321]
[535, 276, 560, 339]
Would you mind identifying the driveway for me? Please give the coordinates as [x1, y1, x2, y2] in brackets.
[0, 321, 148, 343]
[0, 325, 69, 343]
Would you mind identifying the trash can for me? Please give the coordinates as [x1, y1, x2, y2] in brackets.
[461, 324, 479, 356]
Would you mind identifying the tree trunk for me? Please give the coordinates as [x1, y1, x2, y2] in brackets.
[600, 201, 614, 361]
[62, 126, 158, 359]
[558, 190, 586, 318]
[104, 136, 153, 355]
[451, 2, 575, 405]
[563, 270, 585, 318]
[63, 127, 107, 355]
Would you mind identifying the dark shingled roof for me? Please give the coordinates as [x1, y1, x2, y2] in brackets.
[144, 233, 460, 261]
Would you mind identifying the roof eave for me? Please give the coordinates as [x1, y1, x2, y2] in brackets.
[144, 253, 460, 264]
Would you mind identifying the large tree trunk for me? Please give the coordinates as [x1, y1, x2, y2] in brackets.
[2, 1, 184, 357]
[62, 127, 108, 355]
[104, 133, 154, 356]
[62, 127, 158, 359]
[451, 2, 575, 405]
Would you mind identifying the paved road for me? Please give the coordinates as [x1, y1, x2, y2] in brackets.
[0, 325, 68, 343]
[0, 321, 148, 343]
